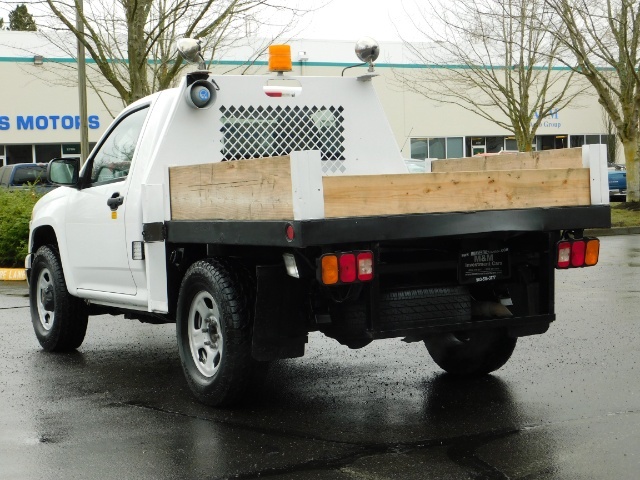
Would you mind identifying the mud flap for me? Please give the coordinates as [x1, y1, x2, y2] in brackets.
[252, 265, 308, 361]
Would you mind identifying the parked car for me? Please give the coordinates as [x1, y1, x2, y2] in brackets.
[0, 163, 56, 192]
[608, 164, 626, 200]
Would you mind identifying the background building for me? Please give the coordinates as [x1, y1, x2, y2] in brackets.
[0, 31, 615, 166]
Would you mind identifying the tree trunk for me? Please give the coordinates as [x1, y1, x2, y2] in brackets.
[126, 2, 151, 104]
[622, 138, 640, 202]
[515, 129, 534, 152]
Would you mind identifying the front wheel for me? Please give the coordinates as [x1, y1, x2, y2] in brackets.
[29, 245, 88, 351]
[176, 258, 265, 407]
[424, 329, 516, 376]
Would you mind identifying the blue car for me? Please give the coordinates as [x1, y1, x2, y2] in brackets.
[608, 165, 626, 199]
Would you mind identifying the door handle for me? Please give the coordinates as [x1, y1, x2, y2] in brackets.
[107, 192, 124, 211]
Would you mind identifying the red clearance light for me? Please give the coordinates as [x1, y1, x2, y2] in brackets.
[557, 241, 571, 269]
[339, 253, 357, 283]
[285, 223, 295, 242]
[571, 240, 586, 267]
[357, 252, 373, 281]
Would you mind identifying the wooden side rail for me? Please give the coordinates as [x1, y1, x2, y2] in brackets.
[168, 146, 603, 221]
[170, 156, 295, 221]
[322, 168, 590, 218]
[430, 148, 583, 172]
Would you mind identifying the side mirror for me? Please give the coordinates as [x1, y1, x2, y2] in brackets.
[48, 158, 80, 186]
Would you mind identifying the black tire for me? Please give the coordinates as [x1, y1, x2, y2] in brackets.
[176, 258, 266, 407]
[424, 329, 516, 376]
[29, 245, 88, 352]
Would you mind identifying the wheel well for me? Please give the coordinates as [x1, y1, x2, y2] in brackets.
[32, 225, 58, 253]
[166, 243, 208, 318]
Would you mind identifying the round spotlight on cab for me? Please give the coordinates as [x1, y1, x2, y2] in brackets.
[185, 80, 216, 109]
[355, 37, 380, 67]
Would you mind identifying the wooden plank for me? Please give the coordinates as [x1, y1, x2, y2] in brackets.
[323, 168, 591, 218]
[432, 148, 582, 172]
[169, 156, 294, 220]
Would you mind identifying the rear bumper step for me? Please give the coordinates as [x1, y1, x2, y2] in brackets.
[375, 314, 555, 340]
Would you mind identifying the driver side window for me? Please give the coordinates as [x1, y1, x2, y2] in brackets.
[89, 106, 149, 185]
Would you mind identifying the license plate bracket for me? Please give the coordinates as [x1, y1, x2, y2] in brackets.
[458, 247, 510, 284]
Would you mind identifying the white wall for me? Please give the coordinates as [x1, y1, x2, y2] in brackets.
[0, 32, 617, 161]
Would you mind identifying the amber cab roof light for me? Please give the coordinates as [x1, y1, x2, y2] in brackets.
[268, 44, 292, 73]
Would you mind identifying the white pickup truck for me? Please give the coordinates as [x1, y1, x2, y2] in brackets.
[26, 40, 610, 406]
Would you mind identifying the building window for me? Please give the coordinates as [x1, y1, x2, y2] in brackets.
[486, 137, 503, 153]
[428, 137, 446, 159]
[35, 144, 62, 163]
[411, 137, 463, 159]
[570, 135, 585, 148]
[537, 135, 567, 150]
[505, 137, 518, 151]
[410, 139, 427, 159]
[447, 137, 463, 158]
[586, 134, 601, 144]
[6, 145, 33, 165]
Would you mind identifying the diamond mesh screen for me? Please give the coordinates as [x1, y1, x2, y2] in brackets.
[219, 105, 346, 174]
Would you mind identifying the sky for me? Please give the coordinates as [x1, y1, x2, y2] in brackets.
[0, 0, 422, 43]
[293, 0, 418, 42]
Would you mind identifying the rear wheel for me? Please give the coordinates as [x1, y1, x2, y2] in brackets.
[424, 329, 516, 376]
[176, 258, 266, 407]
[29, 245, 88, 351]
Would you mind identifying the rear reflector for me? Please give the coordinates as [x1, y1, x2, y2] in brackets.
[557, 237, 600, 269]
[319, 251, 374, 285]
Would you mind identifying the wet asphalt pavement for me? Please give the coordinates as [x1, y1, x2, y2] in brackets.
[1, 235, 639, 479]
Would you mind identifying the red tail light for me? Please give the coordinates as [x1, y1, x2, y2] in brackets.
[570, 240, 586, 267]
[319, 250, 374, 285]
[339, 253, 357, 283]
[557, 237, 599, 269]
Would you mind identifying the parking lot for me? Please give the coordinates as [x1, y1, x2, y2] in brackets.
[1, 235, 639, 479]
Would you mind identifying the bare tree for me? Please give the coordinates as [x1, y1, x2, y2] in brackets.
[543, 0, 640, 201]
[602, 108, 619, 166]
[395, 0, 586, 152]
[28, 0, 309, 105]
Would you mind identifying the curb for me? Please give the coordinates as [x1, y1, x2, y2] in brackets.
[585, 227, 640, 237]
[0, 269, 26, 281]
